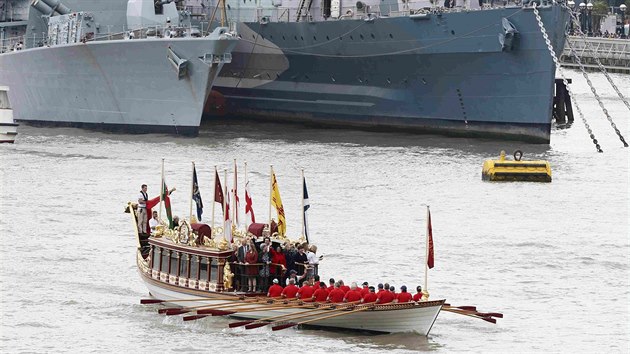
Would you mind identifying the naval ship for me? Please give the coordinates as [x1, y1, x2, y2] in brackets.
[203, 0, 570, 143]
[0, 0, 237, 135]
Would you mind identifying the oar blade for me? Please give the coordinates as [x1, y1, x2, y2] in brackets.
[183, 314, 209, 321]
[457, 306, 477, 311]
[165, 309, 190, 316]
[481, 317, 497, 324]
[484, 312, 503, 318]
[228, 320, 254, 328]
[245, 322, 268, 330]
[272, 323, 297, 331]
[140, 299, 164, 304]
[212, 310, 236, 316]
[158, 307, 178, 314]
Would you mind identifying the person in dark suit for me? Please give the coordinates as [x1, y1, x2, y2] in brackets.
[237, 239, 251, 291]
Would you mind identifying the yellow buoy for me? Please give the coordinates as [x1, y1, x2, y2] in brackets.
[482, 150, 552, 182]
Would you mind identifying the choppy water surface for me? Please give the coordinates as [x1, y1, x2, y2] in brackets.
[1, 71, 629, 353]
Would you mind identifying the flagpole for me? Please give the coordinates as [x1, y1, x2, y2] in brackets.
[301, 169, 305, 239]
[233, 159, 237, 228]
[159, 158, 164, 222]
[425, 205, 429, 293]
[269, 165, 273, 229]
[244, 161, 249, 231]
[189, 162, 195, 222]
[223, 169, 228, 233]
[212, 165, 216, 233]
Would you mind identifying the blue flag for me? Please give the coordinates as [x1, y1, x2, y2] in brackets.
[303, 176, 310, 242]
[192, 166, 203, 220]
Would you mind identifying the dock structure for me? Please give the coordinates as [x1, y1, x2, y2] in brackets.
[560, 36, 630, 74]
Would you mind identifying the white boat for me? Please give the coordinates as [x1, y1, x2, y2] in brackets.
[0, 86, 18, 143]
[128, 202, 444, 335]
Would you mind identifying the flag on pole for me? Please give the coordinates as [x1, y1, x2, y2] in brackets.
[232, 162, 240, 226]
[427, 208, 434, 269]
[224, 193, 232, 242]
[270, 171, 286, 236]
[192, 166, 203, 221]
[162, 181, 174, 229]
[303, 176, 310, 243]
[214, 170, 224, 212]
[245, 179, 255, 224]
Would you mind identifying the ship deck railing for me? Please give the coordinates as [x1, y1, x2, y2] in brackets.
[227, 0, 545, 24]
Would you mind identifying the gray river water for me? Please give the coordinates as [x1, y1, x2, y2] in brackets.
[1, 70, 629, 353]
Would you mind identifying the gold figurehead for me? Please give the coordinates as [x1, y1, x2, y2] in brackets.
[223, 262, 234, 290]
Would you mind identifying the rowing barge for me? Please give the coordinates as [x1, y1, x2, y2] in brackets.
[127, 202, 444, 334]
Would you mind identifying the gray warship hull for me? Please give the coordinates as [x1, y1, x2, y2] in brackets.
[0, 37, 236, 135]
[209, 5, 568, 143]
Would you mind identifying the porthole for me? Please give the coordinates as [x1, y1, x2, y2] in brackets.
[313, 36, 317, 40]
[326, 35, 330, 40]
[371, 33, 375, 39]
[350, 35, 353, 40]
[300, 36, 304, 40]
[451, 30, 455, 35]
[360, 34, 364, 40]
[282, 35, 286, 40]
[294, 35, 297, 40]
[389, 33, 393, 39]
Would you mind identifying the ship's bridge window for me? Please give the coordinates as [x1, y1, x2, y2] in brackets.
[154, 1, 164, 15]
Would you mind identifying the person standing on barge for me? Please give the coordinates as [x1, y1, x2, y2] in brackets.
[137, 184, 149, 235]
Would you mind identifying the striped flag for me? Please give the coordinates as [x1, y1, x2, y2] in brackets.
[270, 170, 286, 236]
[303, 176, 310, 243]
[162, 181, 173, 229]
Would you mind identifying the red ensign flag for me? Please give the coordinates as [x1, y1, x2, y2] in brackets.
[427, 209, 434, 269]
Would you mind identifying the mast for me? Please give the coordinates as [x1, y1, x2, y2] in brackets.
[269, 165, 273, 229]
[212, 165, 217, 232]
[424, 205, 430, 293]
[301, 169, 305, 239]
[189, 161, 194, 222]
[244, 161, 249, 230]
[159, 158, 164, 221]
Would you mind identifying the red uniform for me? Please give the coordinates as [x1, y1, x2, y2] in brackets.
[328, 288, 345, 303]
[396, 292, 413, 303]
[360, 286, 370, 296]
[267, 284, 284, 298]
[327, 285, 335, 292]
[312, 288, 329, 302]
[340, 285, 351, 294]
[343, 289, 362, 302]
[362, 292, 377, 303]
[282, 284, 299, 299]
[413, 293, 423, 302]
[297, 285, 315, 300]
[377, 290, 396, 304]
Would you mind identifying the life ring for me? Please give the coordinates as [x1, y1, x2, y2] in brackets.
[513, 150, 523, 161]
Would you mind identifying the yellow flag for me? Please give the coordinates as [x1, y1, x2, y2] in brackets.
[271, 171, 286, 236]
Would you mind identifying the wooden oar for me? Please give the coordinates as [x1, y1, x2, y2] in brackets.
[271, 304, 376, 331]
[162, 297, 280, 315]
[242, 302, 360, 329]
[141, 295, 248, 304]
[442, 308, 497, 324]
[183, 302, 312, 321]
[443, 305, 503, 318]
[230, 302, 353, 329]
